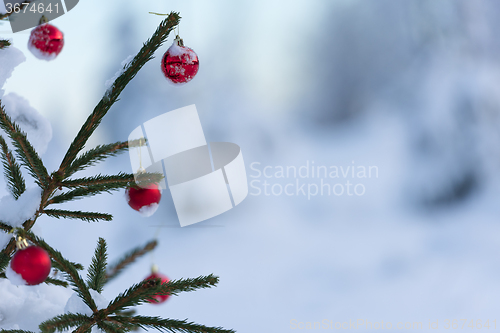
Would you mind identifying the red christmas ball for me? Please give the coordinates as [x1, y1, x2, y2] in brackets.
[145, 271, 170, 304]
[125, 184, 161, 217]
[28, 23, 64, 60]
[10, 245, 51, 285]
[161, 36, 199, 84]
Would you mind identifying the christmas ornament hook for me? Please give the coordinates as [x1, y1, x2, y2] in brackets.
[39, 15, 48, 25]
[16, 236, 29, 250]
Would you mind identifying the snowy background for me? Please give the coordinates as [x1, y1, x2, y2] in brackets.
[2, 0, 500, 332]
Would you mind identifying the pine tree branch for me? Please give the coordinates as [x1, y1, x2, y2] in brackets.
[17, 229, 98, 312]
[39, 313, 92, 333]
[110, 315, 236, 333]
[72, 322, 94, 333]
[105, 240, 157, 283]
[0, 39, 10, 49]
[63, 139, 144, 178]
[0, 330, 35, 333]
[105, 279, 162, 313]
[57, 12, 180, 176]
[0, 103, 49, 188]
[97, 320, 134, 333]
[0, 134, 26, 199]
[161, 274, 220, 296]
[52, 259, 84, 271]
[0, 251, 10, 273]
[60, 171, 163, 190]
[43, 209, 113, 223]
[0, 220, 12, 232]
[48, 183, 126, 205]
[87, 238, 108, 293]
[105, 275, 219, 314]
[0, 0, 35, 20]
[44, 276, 69, 287]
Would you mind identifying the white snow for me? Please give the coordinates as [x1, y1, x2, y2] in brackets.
[0, 187, 41, 226]
[0, 44, 26, 99]
[104, 55, 134, 98]
[5, 265, 27, 286]
[1, 93, 53, 155]
[0, 278, 73, 331]
[0, 187, 42, 249]
[166, 43, 197, 64]
[27, 42, 58, 61]
[138, 202, 159, 217]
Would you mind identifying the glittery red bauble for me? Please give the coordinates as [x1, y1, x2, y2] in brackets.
[145, 271, 170, 304]
[125, 184, 161, 215]
[10, 246, 51, 285]
[28, 23, 64, 60]
[161, 38, 199, 84]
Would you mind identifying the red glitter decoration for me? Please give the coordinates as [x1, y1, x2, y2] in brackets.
[28, 23, 64, 60]
[161, 36, 199, 84]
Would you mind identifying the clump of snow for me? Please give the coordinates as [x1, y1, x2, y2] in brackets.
[0, 187, 41, 227]
[0, 187, 42, 249]
[5, 265, 27, 286]
[0, 279, 73, 331]
[139, 202, 159, 217]
[1, 93, 53, 155]
[26, 43, 58, 61]
[104, 55, 134, 99]
[0, 44, 26, 98]
[65, 289, 108, 316]
[167, 43, 197, 64]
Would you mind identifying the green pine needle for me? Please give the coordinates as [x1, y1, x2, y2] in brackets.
[0, 134, 26, 199]
[0, 39, 11, 49]
[105, 240, 157, 283]
[87, 238, 108, 293]
[44, 209, 113, 223]
[110, 315, 236, 333]
[64, 140, 142, 178]
[0, 103, 49, 188]
[39, 313, 92, 333]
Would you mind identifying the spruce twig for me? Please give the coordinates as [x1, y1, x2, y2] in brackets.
[0, 39, 12, 49]
[63, 139, 144, 178]
[105, 275, 220, 314]
[43, 209, 113, 223]
[60, 172, 163, 190]
[110, 316, 236, 333]
[87, 238, 108, 293]
[0, 252, 10, 273]
[44, 277, 69, 288]
[52, 260, 84, 271]
[48, 183, 127, 204]
[0, 220, 12, 232]
[39, 314, 93, 333]
[58, 13, 180, 176]
[105, 240, 157, 283]
[0, 103, 49, 188]
[0, 134, 26, 199]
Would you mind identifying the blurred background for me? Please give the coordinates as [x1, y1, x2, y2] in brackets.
[2, 0, 500, 331]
